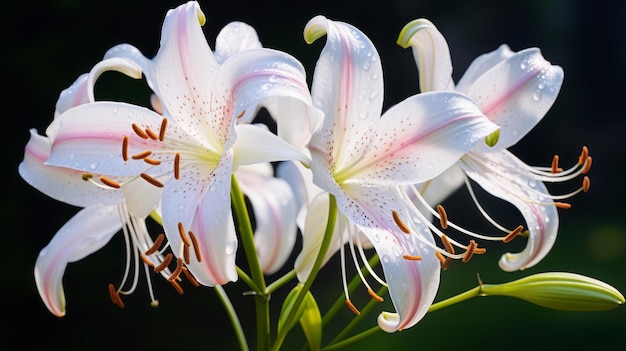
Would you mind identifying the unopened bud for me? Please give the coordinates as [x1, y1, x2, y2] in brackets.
[479, 272, 624, 311]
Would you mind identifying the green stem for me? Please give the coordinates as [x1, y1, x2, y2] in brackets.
[323, 285, 482, 350]
[272, 194, 338, 351]
[215, 285, 250, 351]
[266, 270, 298, 295]
[231, 174, 269, 351]
[236, 266, 261, 293]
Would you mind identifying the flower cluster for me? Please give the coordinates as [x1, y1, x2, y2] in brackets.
[20, 2, 614, 350]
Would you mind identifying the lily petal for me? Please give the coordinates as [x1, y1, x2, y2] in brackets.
[236, 169, 298, 275]
[396, 18, 454, 92]
[34, 206, 122, 317]
[214, 21, 262, 64]
[455, 44, 514, 93]
[458, 149, 559, 271]
[305, 15, 385, 173]
[232, 124, 310, 167]
[161, 150, 237, 286]
[461, 48, 564, 150]
[332, 91, 498, 186]
[19, 129, 123, 207]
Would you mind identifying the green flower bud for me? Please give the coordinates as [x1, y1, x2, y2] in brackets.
[479, 272, 624, 311]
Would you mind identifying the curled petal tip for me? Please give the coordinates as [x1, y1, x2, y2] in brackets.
[377, 311, 400, 333]
[193, 1, 206, 25]
[396, 18, 436, 48]
[304, 15, 329, 44]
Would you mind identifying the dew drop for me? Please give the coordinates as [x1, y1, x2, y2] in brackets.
[225, 240, 237, 255]
[532, 91, 542, 102]
[261, 83, 272, 91]
[520, 61, 527, 70]
[89, 161, 99, 170]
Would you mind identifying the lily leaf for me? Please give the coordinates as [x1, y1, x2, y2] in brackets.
[277, 284, 322, 350]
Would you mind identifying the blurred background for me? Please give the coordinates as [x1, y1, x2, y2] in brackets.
[4, 0, 625, 349]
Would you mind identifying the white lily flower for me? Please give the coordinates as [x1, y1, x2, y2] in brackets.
[45, 1, 314, 287]
[398, 19, 591, 271]
[19, 55, 176, 316]
[293, 16, 499, 332]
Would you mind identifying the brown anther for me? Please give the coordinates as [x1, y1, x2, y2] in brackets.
[345, 299, 361, 316]
[436, 204, 448, 229]
[367, 288, 384, 302]
[122, 136, 129, 161]
[473, 247, 486, 255]
[108, 283, 125, 308]
[182, 267, 200, 287]
[145, 127, 159, 140]
[154, 253, 173, 273]
[583, 176, 590, 193]
[392, 210, 410, 234]
[503, 225, 524, 243]
[183, 245, 191, 265]
[551, 155, 560, 173]
[178, 222, 191, 247]
[188, 230, 202, 262]
[132, 123, 149, 139]
[462, 240, 477, 263]
[402, 254, 423, 261]
[174, 153, 181, 180]
[100, 176, 121, 189]
[159, 118, 168, 141]
[140, 253, 154, 267]
[440, 235, 455, 254]
[140, 173, 164, 188]
[82, 173, 93, 181]
[132, 150, 152, 160]
[143, 158, 161, 165]
[578, 146, 589, 165]
[167, 258, 185, 282]
[236, 110, 246, 119]
[555, 202, 572, 209]
[145, 233, 165, 255]
[435, 251, 446, 264]
[170, 280, 185, 295]
[441, 257, 453, 271]
[582, 156, 592, 174]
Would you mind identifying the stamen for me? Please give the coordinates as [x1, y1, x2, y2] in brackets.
[132, 123, 149, 139]
[159, 118, 168, 141]
[143, 158, 161, 165]
[367, 288, 384, 302]
[154, 253, 173, 273]
[474, 247, 486, 255]
[145, 233, 165, 255]
[174, 153, 181, 180]
[100, 176, 121, 189]
[170, 280, 184, 295]
[82, 173, 93, 181]
[132, 150, 152, 160]
[578, 146, 588, 165]
[551, 155, 560, 173]
[122, 136, 129, 161]
[108, 283, 125, 308]
[462, 240, 477, 263]
[145, 127, 159, 140]
[555, 202, 572, 209]
[582, 156, 592, 174]
[167, 258, 185, 282]
[183, 245, 190, 265]
[345, 299, 361, 315]
[435, 251, 446, 264]
[503, 225, 524, 243]
[140, 173, 164, 188]
[436, 205, 448, 229]
[236, 110, 246, 119]
[392, 210, 410, 234]
[440, 235, 455, 254]
[182, 267, 200, 287]
[139, 253, 154, 267]
[402, 254, 423, 261]
[188, 230, 202, 262]
[178, 222, 191, 247]
[583, 176, 590, 192]
[441, 257, 453, 271]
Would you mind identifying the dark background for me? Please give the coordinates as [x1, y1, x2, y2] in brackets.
[4, 0, 625, 349]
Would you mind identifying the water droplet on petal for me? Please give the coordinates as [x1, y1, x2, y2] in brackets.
[225, 240, 237, 255]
